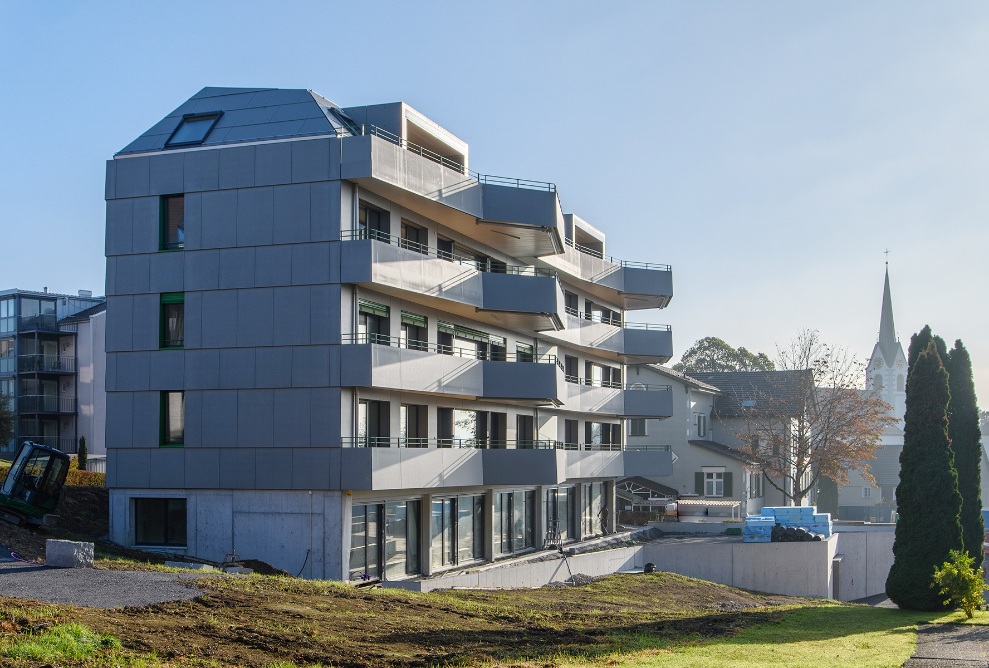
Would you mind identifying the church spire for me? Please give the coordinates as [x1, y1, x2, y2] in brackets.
[878, 264, 898, 366]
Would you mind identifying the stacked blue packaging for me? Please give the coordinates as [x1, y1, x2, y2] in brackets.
[742, 516, 775, 543]
[757, 506, 833, 538]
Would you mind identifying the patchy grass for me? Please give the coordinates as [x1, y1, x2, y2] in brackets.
[1, 623, 120, 663]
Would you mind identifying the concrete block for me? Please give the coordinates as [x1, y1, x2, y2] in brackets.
[46, 539, 94, 568]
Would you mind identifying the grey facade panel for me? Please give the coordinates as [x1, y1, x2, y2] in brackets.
[185, 349, 220, 390]
[291, 139, 332, 184]
[291, 345, 330, 387]
[309, 284, 340, 344]
[201, 290, 238, 348]
[185, 449, 220, 488]
[105, 296, 134, 352]
[105, 199, 134, 257]
[291, 243, 331, 285]
[272, 286, 311, 346]
[132, 391, 160, 448]
[149, 449, 186, 488]
[132, 197, 160, 254]
[256, 448, 293, 489]
[185, 250, 220, 291]
[105, 160, 116, 200]
[219, 348, 256, 388]
[218, 145, 256, 190]
[114, 449, 151, 488]
[236, 288, 274, 347]
[309, 181, 341, 241]
[237, 188, 275, 247]
[219, 448, 256, 488]
[255, 142, 293, 187]
[183, 291, 203, 349]
[623, 266, 674, 302]
[131, 293, 159, 350]
[115, 156, 151, 198]
[149, 152, 184, 195]
[150, 350, 185, 390]
[273, 184, 311, 244]
[183, 390, 203, 447]
[183, 192, 203, 250]
[202, 390, 238, 447]
[274, 389, 311, 447]
[255, 347, 293, 388]
[292, 448, 331, 488]
[115, 254, 151, 296]
[238, 389, 274, 447]
[183, 149, 220, 192]
[623, 450, 674, 477]
[115, 352, 151, 391]
[310, 388, 340, 446]
[623, 389, 673, 419]
[480, 183, 559, 230]
[219, 247, 256, 289]
[149, 252, 184, 293]
[255, 245, 293, 286]
[201, 190, 239, 249]
[105, 392, 133, 448]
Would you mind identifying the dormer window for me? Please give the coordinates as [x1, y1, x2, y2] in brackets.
[165, 112, 222, 147]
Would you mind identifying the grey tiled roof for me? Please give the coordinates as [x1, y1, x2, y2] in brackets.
[687, 370, 813, 418]
[647, 365, 721, 393]
[58, 301, 107, 323]
[687, 439, 757, 464]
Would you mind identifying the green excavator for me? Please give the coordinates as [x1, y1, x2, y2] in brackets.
[0, 441, 71, 526]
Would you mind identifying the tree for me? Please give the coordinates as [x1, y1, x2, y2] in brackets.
[886, 340, 963, 610]
[907, 324, 947, 372]
[672, 337, 775, 373]
[0, 392, 12, 450]
[737, 329, 896, 505]
[946, 340, 983, 561]
[77, 435, 88, 472]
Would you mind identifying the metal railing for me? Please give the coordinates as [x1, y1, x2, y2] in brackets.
[564, 237, 672, 272]
[17, 314, 60, 332]
[563, 308, 671, 331]
[343, 437, 564, 449]
[341, 229, 557, 277]
[624, 444, 673, 452]
[343, 332, 563, 369]
[360, 124, 557, 192]
[17, 395, 76, 413]
[17, 355, 76, 373]
[20, 435, 77, 452]
[568, 378, 672, 392]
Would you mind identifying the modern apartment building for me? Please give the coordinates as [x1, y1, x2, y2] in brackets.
[105, 87, 675, 580]
[0, 288, 104, 454]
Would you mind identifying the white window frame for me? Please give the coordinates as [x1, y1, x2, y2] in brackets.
[695, 413, 708, 438]
[704, 471, 724, 497]
[862, 487, 872, 499]
[628, 418, 647, 437]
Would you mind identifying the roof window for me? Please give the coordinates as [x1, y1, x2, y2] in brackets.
[165, 112, 222, 147]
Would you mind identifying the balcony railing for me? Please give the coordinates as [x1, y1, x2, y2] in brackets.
[567, 378, 672, 392]
[19, 435, 77, 453]
[17, 355, 76, 373]
[17, 395, 76, 413]
[563, 307, 671, 331]
[360, 124, 557, 192]
[343, 437, 564, 449]
[342, 333, 563, 369]
[341, 229, 557, 277]
[17, 314, 60, 332]
[564, 237, 672, 271]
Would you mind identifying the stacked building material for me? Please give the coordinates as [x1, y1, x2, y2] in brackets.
[742, 515, 775, 543]
[742, 506, 833, 543]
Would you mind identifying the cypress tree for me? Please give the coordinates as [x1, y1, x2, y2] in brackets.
[886, 341, 963, 610]
[817, 475, 839, 517]
[907, 325, 947, 373]
[946, 340, 984, 561]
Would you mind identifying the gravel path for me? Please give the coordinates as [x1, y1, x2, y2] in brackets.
[0, 560, 205, 609]
[902, 624, 989, 668]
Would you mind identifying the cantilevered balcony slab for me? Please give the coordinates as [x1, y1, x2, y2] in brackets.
[564, 451, 625, 480]
[622, 448, 674, 477]
[340, 447, 484, 490]
[563, 383, 673, 418]
[341, 134, 564, 257]
[539, 245, 673, 311]
[482, 449, 566, 486]
[341, 338, 565, 404]
[340, 237, 565, 332]
[540, 314, 673, 364]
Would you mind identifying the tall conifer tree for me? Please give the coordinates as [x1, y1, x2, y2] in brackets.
[946, 340, 984, 561]
[886, 341, 963, 610]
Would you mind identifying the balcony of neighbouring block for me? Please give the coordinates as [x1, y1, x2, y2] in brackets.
[17, 395, 76, 414]
[340, 232, 564, 332]
[563, 381, 673, 418]
[17, 355, 76, 374]
[340, 130, 564, 258]
[340, 334, 565, 405]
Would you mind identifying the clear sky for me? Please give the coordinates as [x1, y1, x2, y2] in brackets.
[2, 1, 987, 402]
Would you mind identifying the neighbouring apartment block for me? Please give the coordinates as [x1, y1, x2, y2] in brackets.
[0, 288, 104, 455]
[104, 87, 676, 580]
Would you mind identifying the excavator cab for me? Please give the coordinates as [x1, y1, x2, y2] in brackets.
[0, 441, 70, 526]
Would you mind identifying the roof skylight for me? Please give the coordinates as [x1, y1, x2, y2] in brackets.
[165, 112, 222, 147]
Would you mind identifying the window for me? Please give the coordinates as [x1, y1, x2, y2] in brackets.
[358, 300, 390, 344]
[564, 291, 578, 316]
[546, 487, 576, 543]
[358, 201, 389, 241]
[0, 299, 13, 333]
[165, 112, 222, 147]
[384, 500, 420, 579]
[705, 472, 724, 497]
[399, 404, 427, 447]
[516, 414, 534, 448]
[350, 503, 382, 580]
[358, 399, 389, 447]
[494, 490, 535, 555]
[516, 343, 534, 363]
[862, 487, 873, 499]
[749, 472, 764, 499]
[629, 418, 646, 437]
[160, 293, 184, 348]
[400, 220, 427, 254]
[134, 498, 187, 546]
[160, 195, 185, 250]
[161, 391, 184, 446]
[583, 482, 606, 536]
[564, 419, 578, 448]
[695, 413, 708, 438]
[0, 338, 13, 374]
[400, 312, 427, 351]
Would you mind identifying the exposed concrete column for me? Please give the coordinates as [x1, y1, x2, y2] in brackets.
[484, 488, 495, 562]
[535, 486, 547, 549]
[575, 483, 587, 540]
[605, 480, 617, 534]
[420, 492, 433, 576]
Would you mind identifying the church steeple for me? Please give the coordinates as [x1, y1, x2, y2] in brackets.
[877, 264, 898, 366]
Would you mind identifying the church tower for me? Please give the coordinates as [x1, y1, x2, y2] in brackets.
[866, 265, 907, 426]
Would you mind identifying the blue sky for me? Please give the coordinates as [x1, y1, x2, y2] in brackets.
[2, 1, 987, 401]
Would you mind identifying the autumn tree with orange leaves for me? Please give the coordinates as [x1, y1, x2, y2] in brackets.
[737, 329, 897, 506]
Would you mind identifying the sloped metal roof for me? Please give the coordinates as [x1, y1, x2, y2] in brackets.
[117, 87, 354, 155]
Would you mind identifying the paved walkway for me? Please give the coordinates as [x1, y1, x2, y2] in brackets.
[902, 624, 989, 667]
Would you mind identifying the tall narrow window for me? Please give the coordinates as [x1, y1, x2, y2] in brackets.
[628, 418, 646, 437]
[358, 202, 389, 242]
[160, 195, 185, 250]
[160, 293, 185, 348]
[400, 312, 427, 351]
[161, 391, 184, 446]
[350, 503, 382, 580]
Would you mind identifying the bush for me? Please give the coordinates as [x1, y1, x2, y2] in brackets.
[77, 436, 87, 472]
[932, 549, 988, 618]
[65, 469, 105, 487]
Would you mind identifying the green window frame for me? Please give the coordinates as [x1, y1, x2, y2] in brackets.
[160, 391, 184, 447]
[160, 293, 184, 349]
[159, 194, 185, 251]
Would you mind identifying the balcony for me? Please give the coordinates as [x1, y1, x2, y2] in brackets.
[19, 436, 77, 453]
[18, 395, 76, 414]
[539, 240, 673, 311]
[563, 380, 673, 418]
[340, 130, 564, 257]
[17, 314, 61, 333]
[539, 310, 673, 364]
[340, 232, 564, 331]
[340, 333, 565, 405]
[17, 355, 76, 374]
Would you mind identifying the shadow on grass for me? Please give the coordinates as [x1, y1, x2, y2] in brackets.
[375, 605, 932, 666]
